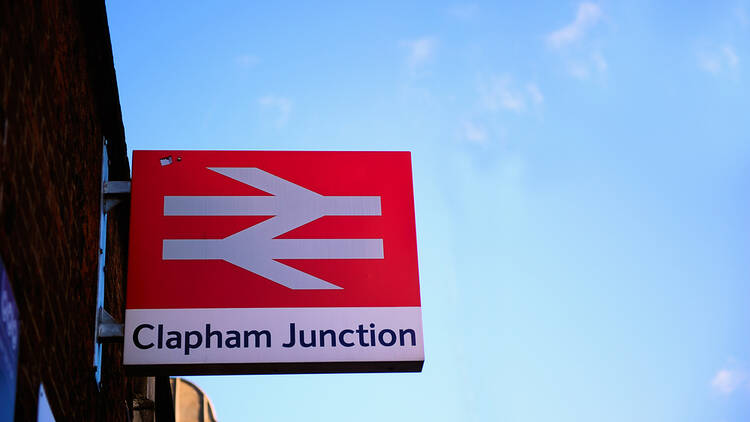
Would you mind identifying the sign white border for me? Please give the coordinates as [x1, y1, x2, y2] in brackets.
[124, 307, 423, 366]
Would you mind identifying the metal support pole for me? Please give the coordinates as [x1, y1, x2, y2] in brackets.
[155, 376, 176, 422]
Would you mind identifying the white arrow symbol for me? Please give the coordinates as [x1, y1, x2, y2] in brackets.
[162, 168, 383, 290]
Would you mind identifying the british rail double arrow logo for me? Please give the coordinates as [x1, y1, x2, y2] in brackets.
[161, 168, 384, 290]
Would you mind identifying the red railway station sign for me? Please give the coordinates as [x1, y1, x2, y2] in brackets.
[123, 151, 423, 375]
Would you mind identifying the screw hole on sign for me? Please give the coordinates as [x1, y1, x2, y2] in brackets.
[160, 156, 173, 166]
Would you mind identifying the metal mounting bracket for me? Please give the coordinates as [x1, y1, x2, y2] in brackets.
[103, 180, 131, 212]
[96, 307, 124, 343]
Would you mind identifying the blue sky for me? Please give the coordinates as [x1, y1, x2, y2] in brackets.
[106, 1, 750, 420]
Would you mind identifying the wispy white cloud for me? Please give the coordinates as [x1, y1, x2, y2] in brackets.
[699, 56, 721, 74]
[401, 37, 437, 70]
[592, 51, 608, 72]
[258, 95, 292, 127]
[448, 4, 478, 20]
[461, 120, 488, 145]
[236, 54, 260, 68]
[698, 44, 740, 75]
[480, 76, 525, 112]
[564, 51, 607, 80]
[735, 5, 749, 26]
[566, 62, 590, 80]
[694, 2, 747, 80]
[479, 76, 543, 113]
[711, 368, 746, 395]
[547, 2, 603, 48]
[545, 3, 607, 80]
[461, 77, 542, 146]
[723, 45, 740, 68]
[526, 83, 544, 105]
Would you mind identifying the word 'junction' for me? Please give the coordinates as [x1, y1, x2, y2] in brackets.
[133, 323, 418, 355]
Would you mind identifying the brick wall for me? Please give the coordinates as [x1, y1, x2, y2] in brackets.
[0, 1, 135, 420]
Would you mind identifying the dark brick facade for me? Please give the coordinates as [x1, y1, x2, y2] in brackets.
[1, 1, 141, 420]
